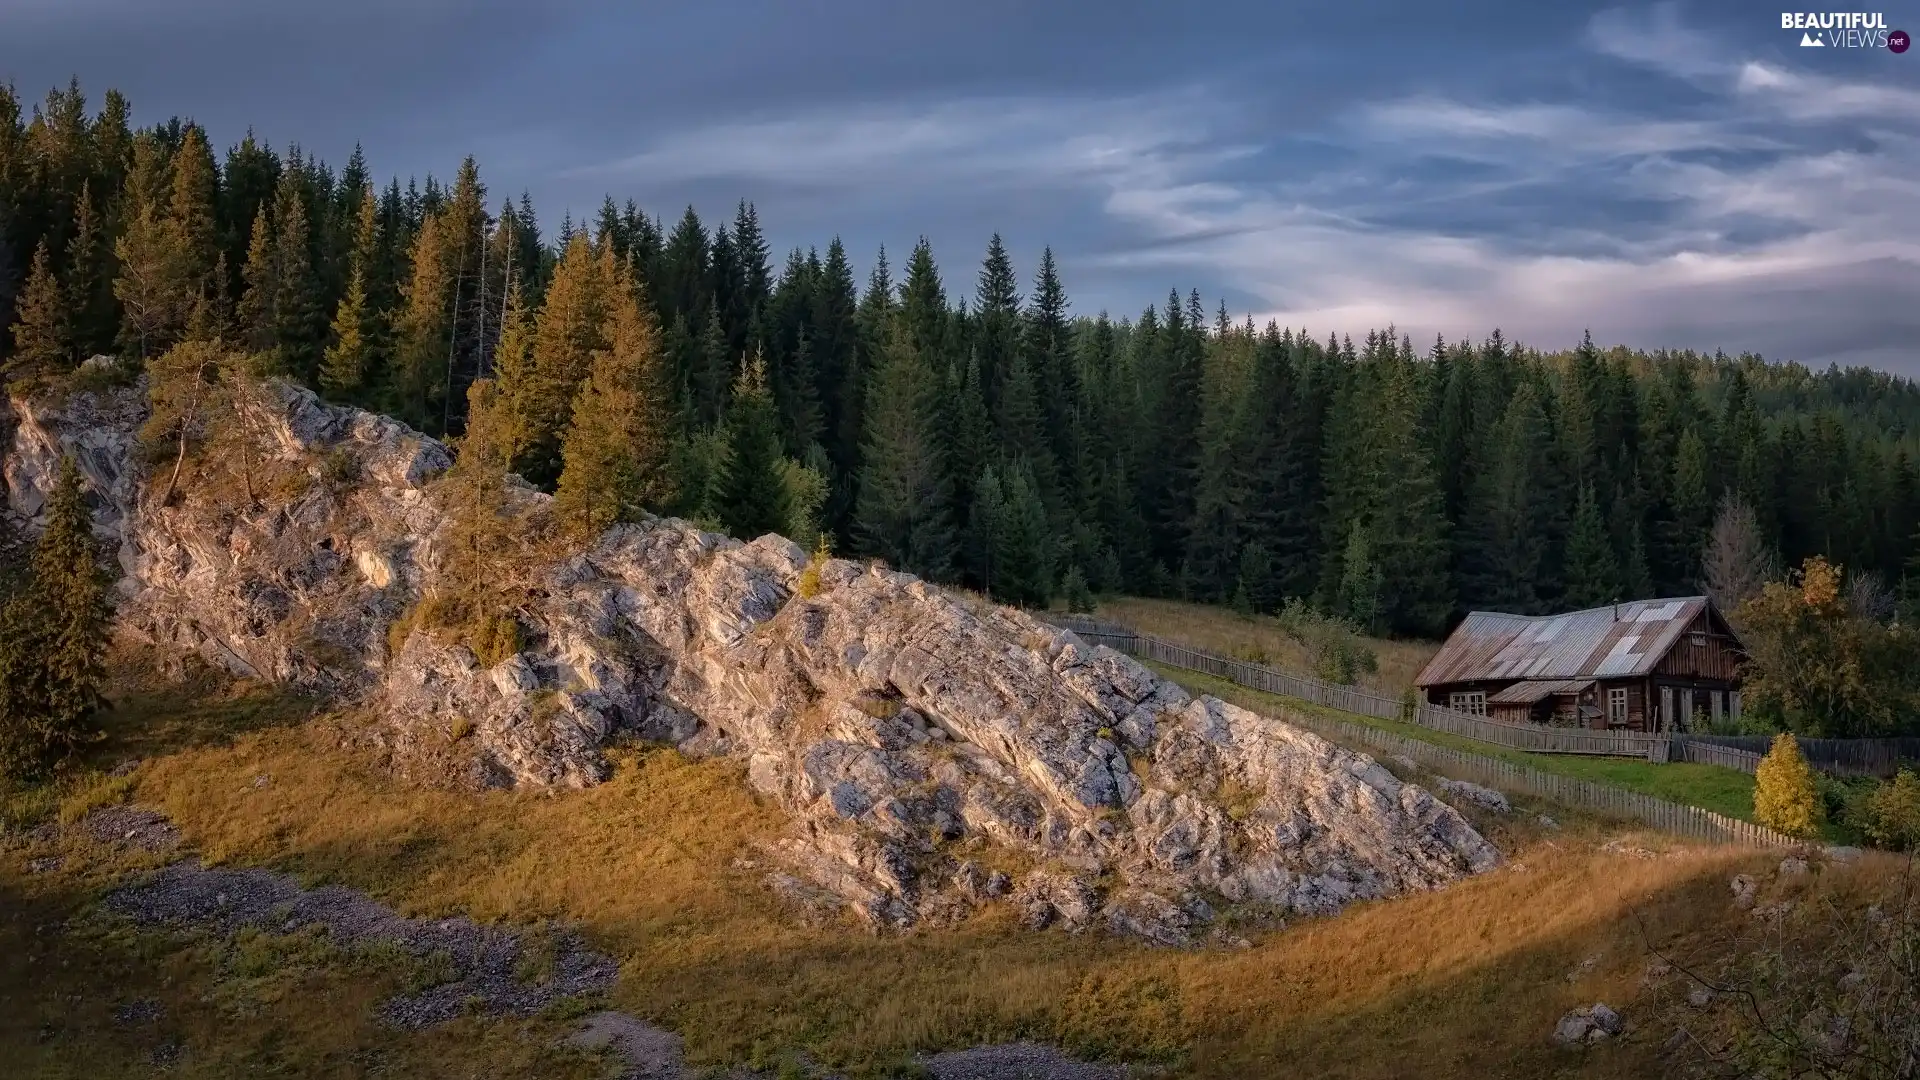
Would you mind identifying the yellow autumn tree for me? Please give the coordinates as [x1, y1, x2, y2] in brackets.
[1753, 732, 1822, 839]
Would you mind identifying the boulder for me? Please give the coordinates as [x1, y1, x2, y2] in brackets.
[1434, 777, 1511, 814]
[4, 378, 1505, 941]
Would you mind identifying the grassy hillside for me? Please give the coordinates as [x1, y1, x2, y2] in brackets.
[0, 657, 1900, 1079]
[1091, 597, 1439, 695]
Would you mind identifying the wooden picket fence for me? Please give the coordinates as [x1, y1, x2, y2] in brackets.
[1675, 734, 1920, 779]
[1047, 616, 1800, 848]
[1052, 617, 1656, 756]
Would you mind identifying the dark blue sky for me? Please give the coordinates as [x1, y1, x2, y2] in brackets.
[4, 0, 1917, 372]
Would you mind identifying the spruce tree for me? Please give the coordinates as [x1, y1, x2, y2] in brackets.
[268, 175, 322, 380]
[321, 263, 372, 401]
[236, 207, 276, 355]
[552, 267, 672, 537]
[65, 181, 113, 359]
[971, 465, 1008, 597]
[4, 239, 69, 384]
[714, 353, 792, 540]
[1335, 520, 1384, 634]
[996, 460, 1053, 607]
[516, 235, 613, 485]
[854, 324, 953, 579]
[113, 137, 182, 359]
[1564, 482, 1622, 608]
[393, 212, 457, 434]
[0, 456, 110, 778]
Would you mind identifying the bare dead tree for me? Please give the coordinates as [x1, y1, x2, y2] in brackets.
[1850, 570, 1898, 624]
[1703, 494, 1778, 618]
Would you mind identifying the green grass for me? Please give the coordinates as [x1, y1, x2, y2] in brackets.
[1145, 661, 1763, 824]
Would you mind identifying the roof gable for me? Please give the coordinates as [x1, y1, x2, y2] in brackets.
[1416, 597, 1725, 687]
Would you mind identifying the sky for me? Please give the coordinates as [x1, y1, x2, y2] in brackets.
[3, 0, 1918, 373]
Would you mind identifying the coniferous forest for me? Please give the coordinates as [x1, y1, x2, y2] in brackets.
[5, 81, 1920, 640]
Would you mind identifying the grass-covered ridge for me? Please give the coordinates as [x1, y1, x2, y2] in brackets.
[6, 653, 1887, 1079]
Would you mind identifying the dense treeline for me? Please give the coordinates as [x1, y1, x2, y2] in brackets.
[5, 80, 1920, 639]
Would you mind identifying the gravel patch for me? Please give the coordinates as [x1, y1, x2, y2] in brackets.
[568, 1011, 693, 1079]
[919, 1042, 1131, 1079]
[80, 806, 181, 852]
[104, 861, 617, 1028]
[113, 998, 164, 1026]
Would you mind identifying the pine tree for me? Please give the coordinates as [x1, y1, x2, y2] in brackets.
[714, 353, 792, 540]
[4, 239, 69, 384]
[1664, 428, 1713, 592]
[65, 181, 112, 358]
[854, 324, 953, 579]
[393, 212, 457, 434]
[268, 174, 322, 380]
[552, 266, 672, 537]
[1335, 520, 1384, 633]
[321, 262, 372, 401]
[996, 460, 1053, 607]
[1459, 380, 1553, 612]
[1564, 482, 1622, 608]
[113, 137, 184, 359]
[236, 207, 276, 354]
[0, 456, 110, 778]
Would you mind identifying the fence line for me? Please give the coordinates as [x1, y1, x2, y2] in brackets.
[1052, 616, 1656, 756]
[1047, 617, 1801, 848]
[1676, 734, 1920, 778]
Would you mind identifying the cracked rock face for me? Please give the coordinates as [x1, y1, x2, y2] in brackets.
[5, 380, 1501, 943]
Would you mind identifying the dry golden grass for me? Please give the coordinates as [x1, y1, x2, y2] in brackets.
[1093, 596, 1440, 695]
[4, 666, 1904, 1078]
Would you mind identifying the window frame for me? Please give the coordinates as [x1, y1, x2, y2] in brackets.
[1607, 687, 1629, 726]
[1449, 691, 1487, 717]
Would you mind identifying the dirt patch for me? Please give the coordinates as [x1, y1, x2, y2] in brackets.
[104, 860, 617, 1028]
[919, 1042, 1135, 1079]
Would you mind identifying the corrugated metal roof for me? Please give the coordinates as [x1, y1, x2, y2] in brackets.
[1487, 679, 1595, 705]
[1416, 597, 1716, 688]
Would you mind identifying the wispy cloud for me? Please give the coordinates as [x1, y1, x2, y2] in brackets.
[555, 3, 1918, 370]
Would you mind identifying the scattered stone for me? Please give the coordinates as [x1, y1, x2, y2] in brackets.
[27, 856, 62, 874]
[251, 774, 272, 789]
[1730, 874, 1757, 910]
[1778, 856, 1810, 877]
[105, 860, 616, 1028]
[1600, 840, 1657, 859]
[1751, 901, 1795, 921]
[1642, 958, 1672, 984]
[79, 806, 180, 853]
[1554, 1012, 1595, 1045]
[1391, 754, 1420, 773]
[113, 999, 163, 1026]
[1554, 1004, 1622, 1046]
[1434, 777, 1511, 814]
[150, 1040, 182, 1068]
[1537, 815, 1559, 829]
[1687, 985, 1715, 1009]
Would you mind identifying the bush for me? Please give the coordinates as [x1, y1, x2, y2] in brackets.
[796, 537, 830, 600]
[1274, 598, 1379, 686]
[1858, 768, 1920, 851]
[1754, 732, 1823, 838]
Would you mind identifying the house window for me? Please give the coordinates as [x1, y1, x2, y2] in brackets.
[1608, 688, 1629, 726]
[1449, 691, 1486, 717]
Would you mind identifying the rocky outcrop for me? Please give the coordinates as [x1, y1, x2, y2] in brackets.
[4, 380, 1501, 942]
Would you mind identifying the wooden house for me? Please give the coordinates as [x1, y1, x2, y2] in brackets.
[1413, 597, 1743, 733]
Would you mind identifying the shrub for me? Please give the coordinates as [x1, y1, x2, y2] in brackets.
[797, 537, 830, 599]
[1859, 768, 1920, 851]
[1754, 732, 1823, 838]
[322, 447, 361, 485]
[468, 613, 522, 669]
[1061, 564, 1095, 615]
